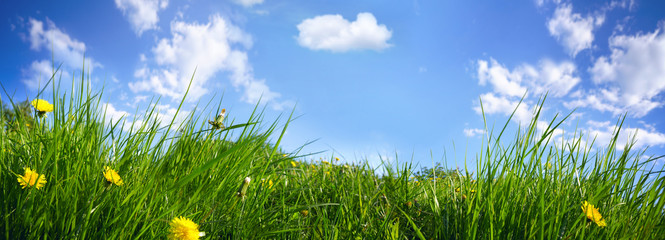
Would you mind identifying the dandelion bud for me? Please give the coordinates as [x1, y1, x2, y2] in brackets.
[208, 108, 226, 130]
[237, 177, 251, 199]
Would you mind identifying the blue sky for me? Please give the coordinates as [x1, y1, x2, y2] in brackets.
[1, 0, 664, 170]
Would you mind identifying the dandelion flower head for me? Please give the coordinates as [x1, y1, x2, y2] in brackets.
[31, 99, 54, 113]
[17, 167, 47, 189]
[261, 178, 274, 189]
[103, 166, 124, 186]
[168, 216, 204, 240]
[581, 201, 607, 227]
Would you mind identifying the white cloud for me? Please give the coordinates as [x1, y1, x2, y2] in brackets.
[115, 0, 169, 36]
[296, 12, 392, 52]
[586, 28, 665, 117]
[582, 120, 665, 150]
[106, 102, 191, 133]
[547, 3, 603, 57]
[102, 103, 131, 124]
[532, 60, 580, 97]
[128, 14, 288, 110]
[535, 0, 562, 7]
[477, 58, 580, 98]
[21, 60, 56, 90]
[474, 93, 533, 125]
[232, 0, 264, 7]
[463, 128, 485, 137]
[153, 103, 190, 128]
[473, 93, 565, 140]
[474, 57, 582, 138]
[477, 59, 527, 97]
[21, 18, 99, 90]
[563, 89, 624, 115]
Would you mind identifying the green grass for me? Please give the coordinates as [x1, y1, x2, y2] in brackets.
[1, 72, 664, 239]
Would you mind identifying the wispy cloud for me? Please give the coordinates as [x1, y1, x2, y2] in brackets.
[114, 0, 169, 36]
[477, 58, 580, 98]
[547, 3, 603, 57]
[20, 18, 100, 90]
[463, 128, 486, 137]
[231, 0, 264, 8]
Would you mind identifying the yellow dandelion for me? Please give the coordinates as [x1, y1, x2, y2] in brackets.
[31, 99, 54, 116]
[17, 167, 47, 189]
[290, 161, 297, 167]
[581, 201, 607, 227]
[103, 166, 124, 186]
[455, 187, 460, 192]
[335, 157, 340, 161]
[168, 216, 204, 240]
[300, 210, 309, 217]
[261, 178, 274, 189]
[322, 160, 330, 165]
[462, 194, 467, 200]
[470, 189, 476, 194]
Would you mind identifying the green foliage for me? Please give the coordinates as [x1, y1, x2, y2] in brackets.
[1, 69, 664, 239]
[1, 100, 37, 132]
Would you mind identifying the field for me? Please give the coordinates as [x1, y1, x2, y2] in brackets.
[1, 76, 664, 239]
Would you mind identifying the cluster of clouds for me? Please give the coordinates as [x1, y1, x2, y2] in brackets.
[19, 18, 101, 91]
[117, 2, 392, 112]
[127, 14, 281, 105]
[17, 0, 394, 131]
[17, 0, 661, 152]
[113, 0, 301, 114]
[467, 0, 665, 150]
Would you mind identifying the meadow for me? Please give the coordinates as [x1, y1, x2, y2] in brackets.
[1, 72, 664, 239]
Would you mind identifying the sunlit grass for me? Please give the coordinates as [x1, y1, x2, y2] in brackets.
[1, 69, 663, 239]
